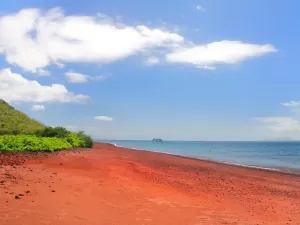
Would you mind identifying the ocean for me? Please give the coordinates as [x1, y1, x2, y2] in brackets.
[101, 140, 300, 172]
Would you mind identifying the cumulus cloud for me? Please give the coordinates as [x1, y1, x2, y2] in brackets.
[281, 101, 300, 107]
[166, 41, 277, 69]
[256, 117, 300, 132]
[0, 8, 277, 72]
[94, 116, 113, 121]
[65, 72, 89, 83]
[0, 8, 184, 72]
[37, 69, 51, 76]
[55, 62, 65, 68]
[145, 57, 159, 65]
[0, 68, 89, 103]
[31, 104, 45, 111]
[65, 71, 105, 83]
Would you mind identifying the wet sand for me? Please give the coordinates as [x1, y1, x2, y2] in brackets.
[1, 143, 300, 225]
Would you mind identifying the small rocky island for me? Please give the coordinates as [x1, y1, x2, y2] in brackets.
[152, 138, 163, 142]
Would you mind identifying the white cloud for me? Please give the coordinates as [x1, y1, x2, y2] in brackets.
[145, 57, 159, 65]
[55, 62, 65, 68]
[0, 68, 89, 103]
[65, 72, 89, 83]
[31, 104, 45, 111]
[166, 41, 277, 69]
[94, 116, 113, 121]
[0, 8, 184, 72]
[65, 71, 105, 83]
[256, 117, 300, 132]
[196, 5, 206, 12]
[37, 69, 51, 76]
[197, 65, 216, 70]
[281, 101, 300, 107]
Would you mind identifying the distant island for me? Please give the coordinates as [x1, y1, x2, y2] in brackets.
[152, 138, 163, 142]
[0, 100, 93, 152]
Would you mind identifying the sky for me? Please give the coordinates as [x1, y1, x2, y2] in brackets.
[0, 0, 300, 141]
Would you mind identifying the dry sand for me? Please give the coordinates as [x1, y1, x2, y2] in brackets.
[1, 143, 300, 225]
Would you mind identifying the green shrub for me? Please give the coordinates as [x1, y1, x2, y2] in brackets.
[77, 131, 94, 148]
[65, 132, 94, 148]
[36, 126, 70, 138]
[0, 135, 72, 152]
[65, 133, 83, 148]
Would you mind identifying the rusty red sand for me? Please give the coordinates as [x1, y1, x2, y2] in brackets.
[1, 143, 300, 224]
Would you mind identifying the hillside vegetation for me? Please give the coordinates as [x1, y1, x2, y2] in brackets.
[0, 100, 93, 151]
[0, 100, 45, 135]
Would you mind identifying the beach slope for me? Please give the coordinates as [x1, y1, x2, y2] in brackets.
[1, 143, 299, 225]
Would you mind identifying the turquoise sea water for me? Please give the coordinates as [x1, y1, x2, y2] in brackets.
[101, 140, 300, 172]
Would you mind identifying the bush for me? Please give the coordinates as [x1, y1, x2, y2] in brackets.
[36, 126, 70, 138]
[65, 132, 94, 148]
[0, 127, 94, 152]
[65, 133, 84, 148]
[77, 132, 94, 148]
[0, 135, 72, 152]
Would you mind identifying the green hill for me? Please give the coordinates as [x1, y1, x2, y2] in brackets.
[0, 100, 45, 135]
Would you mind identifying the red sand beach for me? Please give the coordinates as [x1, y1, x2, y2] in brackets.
[1, 143, 300, 225]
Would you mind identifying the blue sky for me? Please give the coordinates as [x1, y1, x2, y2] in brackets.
[0, 0, 300, 140]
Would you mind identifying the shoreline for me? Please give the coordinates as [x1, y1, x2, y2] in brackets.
[105, 142, 300, 177]
[1, 141, 300, 177]
[1, 143, 300, 224]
